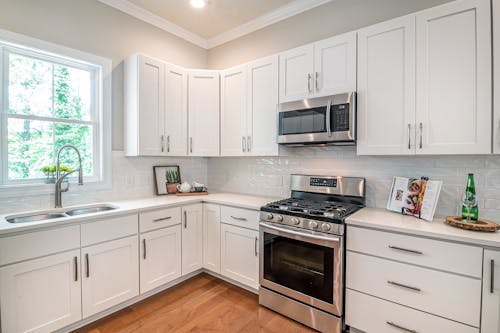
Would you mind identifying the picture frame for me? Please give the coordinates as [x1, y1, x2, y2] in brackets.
[153, 165, 181, 195]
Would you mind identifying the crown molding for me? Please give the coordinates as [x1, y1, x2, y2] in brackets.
[207, 0, 333, 48]
[97, 0, 208, 48]
[98, 0, 333, 50]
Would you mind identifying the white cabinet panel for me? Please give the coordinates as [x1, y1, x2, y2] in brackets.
[357, 16, 416, 155]
[188, 70, 220, 156]
[0, 250, 81, 333]
[221, 66, 247, 156]
[482, 250, 500, 333]
[181, 204, 203, 275]
[203, 203, 221, 273]
[81, 214, 138, 247]
[140, 225, 182, 293]
[165, 64, 188, 156]
[279, 44, 314, 103]
[82, 235, 139, 318]
[415, 0, 491, 154]
[139, 207, 181, 233]
[221, 223, 259, 289]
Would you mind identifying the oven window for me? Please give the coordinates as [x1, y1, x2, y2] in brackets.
[279, 107, 326, 135]
[263, 232, 334, 304]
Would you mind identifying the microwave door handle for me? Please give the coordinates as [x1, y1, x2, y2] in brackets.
[326, 100, 332, 137]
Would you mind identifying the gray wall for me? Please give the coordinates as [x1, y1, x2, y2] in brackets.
[207, 0, 453, 69]
[0, 0, 208, 150]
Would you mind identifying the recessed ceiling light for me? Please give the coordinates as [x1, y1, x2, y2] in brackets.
[190, 0, 206, 9]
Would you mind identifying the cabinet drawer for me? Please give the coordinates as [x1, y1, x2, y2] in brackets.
[346, 251, 481, 327]
[81, 214, 138, 246]
[346, 289, 478, 333]
[221, 206, 259, 230]
[0, 225, 80, 266]
[140, 207, 181, 233]
[347, 226, 483, 277]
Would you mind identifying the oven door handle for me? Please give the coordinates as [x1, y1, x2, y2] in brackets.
[260, 222, 340, 243]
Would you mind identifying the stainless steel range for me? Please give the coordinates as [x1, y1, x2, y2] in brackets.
[259, 174, 365, 333]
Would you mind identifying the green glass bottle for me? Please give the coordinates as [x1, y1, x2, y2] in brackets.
[461, 173, 479, 221]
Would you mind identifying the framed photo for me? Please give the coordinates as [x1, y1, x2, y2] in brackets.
[153, 165, 181, 195]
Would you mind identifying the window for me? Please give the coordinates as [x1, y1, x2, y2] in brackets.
[0, 30, 111, 188]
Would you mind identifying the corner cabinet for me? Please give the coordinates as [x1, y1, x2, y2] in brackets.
[188, 70, 220, 156]
[482, 250, 500, 333]
[181, 204, 204, 274]
[203, 203, 221, 273]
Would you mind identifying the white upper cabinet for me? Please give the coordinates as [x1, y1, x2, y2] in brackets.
[482, 249, 500, 333]
[125, 54, 165, 156]
[188, 70, 220, 156]
[279, 33, 356, 103]
[494, 0, 500, 154]
[221, 66, 247, 156]
[357, 16, 416, 155]
[164, 64, 188, 156]
[415, 0, 491, 155]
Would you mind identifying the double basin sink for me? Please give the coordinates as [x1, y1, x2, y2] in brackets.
[5, 204, 118, 224]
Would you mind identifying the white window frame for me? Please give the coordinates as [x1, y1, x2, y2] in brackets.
[0, 29, 112, 198]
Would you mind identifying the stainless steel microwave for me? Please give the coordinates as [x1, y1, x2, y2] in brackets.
[278, 92, 356, 146]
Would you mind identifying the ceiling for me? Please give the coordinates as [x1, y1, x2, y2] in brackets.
[128, 0, 295, 39]
[98, 0, 332, 49]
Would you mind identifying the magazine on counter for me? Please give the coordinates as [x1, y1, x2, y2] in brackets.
[386, 176, 442, 221]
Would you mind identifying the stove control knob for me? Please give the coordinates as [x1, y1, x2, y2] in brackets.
[291, 217, 300, 225]
[276, 215, 284, 222]
[266, 213, 274, 220]
[309, 221, 318, 229]
[321, 223, 332, 232]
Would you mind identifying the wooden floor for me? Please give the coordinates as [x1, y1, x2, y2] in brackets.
[73, 273, 316, 333]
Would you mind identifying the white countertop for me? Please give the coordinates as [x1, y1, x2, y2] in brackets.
[0, 192, 279, 236]
[346, 207, 500, 248]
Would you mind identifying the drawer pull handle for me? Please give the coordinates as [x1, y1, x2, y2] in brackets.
[74, 256, 78, 282]
[386, 321, 418, 333]
[491, 259, 495, 294]
[231, 215, 247, 221]
[389, 245, 423, 255]
[85, 253, 90, 278]
[153, 216, 172, 222]
[387, 280, 421, 292]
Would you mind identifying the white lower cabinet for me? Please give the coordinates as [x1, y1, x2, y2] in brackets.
[482, 250, 500, 333]
[0, 250, 82, 333]
[81, 235, 139, 318]
[203, 203, 221, 273]
[181, 204, 203, 275]
[140, 225, 182, 294]
[220, 223, 259, 289]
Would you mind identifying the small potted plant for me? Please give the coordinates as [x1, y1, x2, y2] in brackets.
[166, 169, 180, 194]
[41, 164, 73, 184]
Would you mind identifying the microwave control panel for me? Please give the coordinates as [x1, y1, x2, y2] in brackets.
[332, 103, 350, 132]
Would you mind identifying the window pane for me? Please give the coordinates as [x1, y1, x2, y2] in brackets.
[7, 118, 54, 180]
[53, 64, 91, 121]
[8, 53, 53, 117]
[54, 123, 93, 176]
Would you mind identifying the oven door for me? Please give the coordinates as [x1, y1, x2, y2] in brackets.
[259, 221, 344, 316]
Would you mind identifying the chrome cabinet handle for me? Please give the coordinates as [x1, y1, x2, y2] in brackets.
[184, 211, 187, 228]
[189, 137, 193, 153]
[307, 73, 313, 93]
[247, 136, 251, 152]
[153, 216, 172, 223]
[388, 280, 421, 292]
[419, 122, 423, 149]
[407, 124, 411, 149]
[389, 245, 423, 255]
[242, 136, 246, 153]
[85, 253, 90, 278]
[231, 215, 247, 221]
[326, 99, 332, 137]
[167, 135, 170, 153]
[254, 237, 258, 257]
[386, 321, 418, 333]
[315, 72, 320, 91]
[74, 256, 78, 282]
[491, 259, 495, 294]
[161, 135, 165, 152]
[143, 239, 147, 260]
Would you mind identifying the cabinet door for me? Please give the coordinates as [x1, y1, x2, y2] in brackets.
[247, 55, 279, 156]
[165, 64, 188, 156]
[494, 0, 500, 154]
[221, 66, 247, 156]
[415, 0, 491, 155]
[203, 203, 221, 273]
[82, 235, 139, 318]
[0, 250, 81, 333]
[220, 224, 259, 289]
[279, 44, 314, 103]
[140, 225, 182, 294]
[482, 250, 500, 333]
[138, 55, 166, 156]
[181, 204, 203, 275]
[357, 16, 416, 155]
[188, 70, 220, 156]
[313, 32, 357, 97]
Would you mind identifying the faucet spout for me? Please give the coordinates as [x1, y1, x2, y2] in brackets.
[55, 145, 84, 208]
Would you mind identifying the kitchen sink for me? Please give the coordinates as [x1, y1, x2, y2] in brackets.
[65, 204, 117, 216]
[6, 213, 68, 224]
[4, 204, 119, 223]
